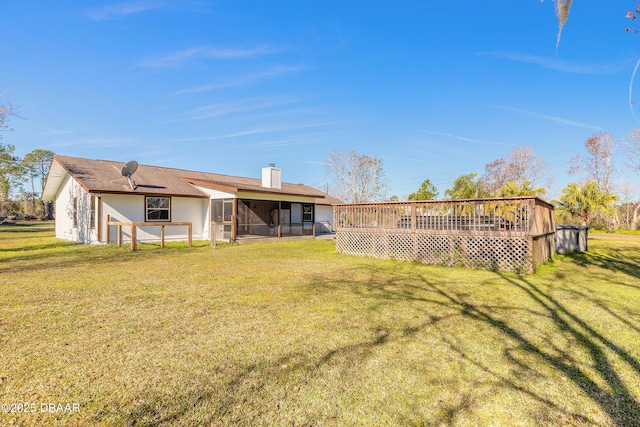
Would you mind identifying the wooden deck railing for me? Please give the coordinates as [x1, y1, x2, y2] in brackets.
[106, 215, 192, 251]
[334, 197, 554, 237]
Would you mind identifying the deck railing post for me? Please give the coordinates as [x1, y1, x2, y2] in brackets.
[106, 214, 111, 245]
[131, 225, 137, 251]
[411, 202, 417, 230]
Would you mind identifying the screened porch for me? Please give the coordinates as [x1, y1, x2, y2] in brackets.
[211, 198, 316, 243]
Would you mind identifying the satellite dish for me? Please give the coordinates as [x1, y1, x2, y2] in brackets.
[121, 160, 138, 178]
[120, 160, 138, 190]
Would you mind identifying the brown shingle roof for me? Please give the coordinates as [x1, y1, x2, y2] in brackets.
[47, 155, 326, 199]
[315, 194, 343, 205]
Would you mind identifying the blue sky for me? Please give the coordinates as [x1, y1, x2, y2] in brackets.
[3, 1, 640, 200]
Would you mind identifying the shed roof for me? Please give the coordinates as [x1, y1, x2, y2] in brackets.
[43, 155, 326, 200]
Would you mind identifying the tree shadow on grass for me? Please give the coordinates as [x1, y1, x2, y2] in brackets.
[560, 286, 640, 336]
[0, 246, 148, 275]
[441, 271, 639, 426]
[560, 244, 640, 286]
[95, 258, 639, 426]
[0, 240, 79, 253]
[113, 328, 402, 426]
[302, 262, 640, 426]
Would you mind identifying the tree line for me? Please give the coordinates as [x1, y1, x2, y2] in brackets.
[2, 85, 639, 229]
[326, 131, 640, 231]
[0, 143, 54, 219]
[1, 92, 54, 219]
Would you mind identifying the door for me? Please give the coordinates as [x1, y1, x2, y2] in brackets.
[279, 209, 290, 235]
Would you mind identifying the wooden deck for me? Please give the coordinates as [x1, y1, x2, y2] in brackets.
[334, 197, 555, 273]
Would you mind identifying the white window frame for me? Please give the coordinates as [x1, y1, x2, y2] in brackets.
[145, 196, 171, 222]
[72, 197, 78, 227]
[90, 195, 96, 229]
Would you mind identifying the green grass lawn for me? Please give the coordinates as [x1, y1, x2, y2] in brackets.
[1, 222, 639, 426]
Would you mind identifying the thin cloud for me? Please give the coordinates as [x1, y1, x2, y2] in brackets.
[176, 122, 336, 142]
[23, 126, 75, 137]
[418, 130, 513, 147]
[382, 156, 429, 163]
[87, 1, 166, 21]
[174, 66, 303, 95]
[171, 97, 297, 122]
[478, 51, 625, 74]
[253, 138, 313, 148]
[629, 58, 640, 123]
[252, 130, 346, 148]
[495, 105, 602, 130]
[136, 45, 281, 68]
[295, 160, 326, 166]
[50, 136, 136, 148]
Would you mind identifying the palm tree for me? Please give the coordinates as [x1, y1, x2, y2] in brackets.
[555, 181, 618, 226]
[496, 181, 546, 198]
[444, 173, 487, 200]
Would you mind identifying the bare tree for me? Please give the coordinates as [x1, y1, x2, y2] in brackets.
[0, 89, 20, 204]
[482, 146, 551, 196]
[482, 158, 511, 195]
[627, 128, 640, 177]
[569, 132, 617, 195]
[326, 150, 388, 203]
[569, 132, 619, 229]
[0, 89, 18, 134]
[508, 145, 551, 189]
[624, 129, 640, 229]
[618, 182, 639, 230]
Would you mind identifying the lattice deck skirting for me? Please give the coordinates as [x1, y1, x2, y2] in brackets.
[334, 197, 556, 273]
[336, 229, 551, 273]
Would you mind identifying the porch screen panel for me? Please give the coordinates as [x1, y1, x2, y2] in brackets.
[211, 198, 233, 222]
[211, 198, 234, 241]
[237, 200, 249, 233]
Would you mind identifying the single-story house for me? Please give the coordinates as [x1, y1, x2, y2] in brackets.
[42, 155, 336, 245]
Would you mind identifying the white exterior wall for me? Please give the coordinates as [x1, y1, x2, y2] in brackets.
[168, 197, 208, 240]
[54, 175, 97, 243]
[315, 205, 335, 233]
[101, 194, 208, 243]
[101, 194, 144, 244]
[193, 186, 235, 200]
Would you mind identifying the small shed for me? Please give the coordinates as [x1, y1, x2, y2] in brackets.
[555, 225, 588, 254]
